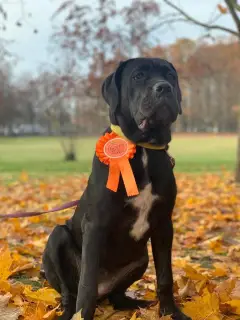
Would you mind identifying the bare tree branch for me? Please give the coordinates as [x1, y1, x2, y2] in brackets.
[225, 0, 240, 35]
[162, 0, 239, 37]
[144, 17, 187, 35]
[0, 4, 7, 20]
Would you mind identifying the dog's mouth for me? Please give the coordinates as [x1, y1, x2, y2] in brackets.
[137, 99, 178, 133]
[138, 119, 148, 131]
[137, 111, 172, 132]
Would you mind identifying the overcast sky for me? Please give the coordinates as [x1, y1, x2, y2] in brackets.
[1, 0, 236, 80]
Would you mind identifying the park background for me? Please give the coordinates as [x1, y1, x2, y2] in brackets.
[0, 1, 240, 320]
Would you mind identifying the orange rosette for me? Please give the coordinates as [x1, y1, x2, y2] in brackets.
[96, 132, 139, 196]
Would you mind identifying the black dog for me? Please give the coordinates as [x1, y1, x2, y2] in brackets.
[42, 58, 191, 320]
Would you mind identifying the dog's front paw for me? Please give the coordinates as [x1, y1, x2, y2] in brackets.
[160, 306, 191, 320]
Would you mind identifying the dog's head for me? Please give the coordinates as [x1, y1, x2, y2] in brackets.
[102, 57, 182, 145]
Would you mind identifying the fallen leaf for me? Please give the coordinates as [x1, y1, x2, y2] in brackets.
[130, 312, 137, 320]
[0, 245, 13, 280]
[225, 300, 240, 315]
[215, 277, 237, 303]
[228, 245, 240, 262]
[23, 286, 61, 305]
[231, 280, 240, 299]
[43, 304, 61, 319]
[206, 235, 225, 254]
[183, 288, 221, 320]
[0, 293, 22, 320]
[0, 173, 240, 319]
[183, 264, 207, 281]
[210, 262, 228, 278]
[0, 280, 11, 292]
[72, 309, 84, 319]
[179, 279, 197, 298]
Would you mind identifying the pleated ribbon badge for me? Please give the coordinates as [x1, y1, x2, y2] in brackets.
[96, 132, 139, 196]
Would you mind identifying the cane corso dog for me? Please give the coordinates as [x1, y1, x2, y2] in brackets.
[42, 58, 191, 320]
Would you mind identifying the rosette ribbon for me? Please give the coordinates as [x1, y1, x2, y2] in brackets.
[96, 132, 139, 196]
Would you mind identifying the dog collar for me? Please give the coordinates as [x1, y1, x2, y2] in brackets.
[110, 124, 167, 150]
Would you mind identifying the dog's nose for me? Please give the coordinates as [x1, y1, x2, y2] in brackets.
[154, 82, 172, 94]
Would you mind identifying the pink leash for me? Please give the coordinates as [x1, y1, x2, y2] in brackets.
[0, 200, 79, 220]
[0, 153, 175, 220]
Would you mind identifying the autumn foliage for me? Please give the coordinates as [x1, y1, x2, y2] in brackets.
[1, 1, 240, 137]
[51, 0, 240, 134]
[1, 2, 240, 316]
[0, 172, 239, 319]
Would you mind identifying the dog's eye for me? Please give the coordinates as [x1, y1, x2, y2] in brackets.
[167, 73, 175, 82]
[133, 72, 144, 80]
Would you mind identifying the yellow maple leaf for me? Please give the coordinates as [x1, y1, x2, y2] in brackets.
[23, 287, 61, 306]
[183, 288, 221, 320]
[11, 262, 35, 276]
[24, 301, 47, 320]
[173, 257, 191, 268]
[12, 294, 24, 307]
[211, 262, 228, 277]
[212, 239, 224, 250]
[72, 310, 84, 320]
[143, 289, 157, 300]
[183, 264, 207, 281]
[9, 281, 24, 297]
[207, 235, 225, 254]
[225, 300, 240, 315]
[43, 304, 61, 319]
[0, 245, 14, 280]
[0, 280, 11, 293]
[34, 302, 47, 320]
[195, 279, 208, 294]
[130, 312, 137, 320]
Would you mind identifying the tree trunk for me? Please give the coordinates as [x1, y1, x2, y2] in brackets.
[64, 136, 77, 161]
[236, 113, 240, 182]
[235, 39, 240, 181]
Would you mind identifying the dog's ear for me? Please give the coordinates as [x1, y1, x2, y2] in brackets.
[102, 59, 134, 124]
[169, 62, 182, 115]
[101, 71, 119, 124]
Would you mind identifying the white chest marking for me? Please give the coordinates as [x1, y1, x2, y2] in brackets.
[129, 150, 159, 241]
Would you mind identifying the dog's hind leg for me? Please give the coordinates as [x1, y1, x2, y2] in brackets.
[42, 225, 81, 320]
[108, 248, 155, 310]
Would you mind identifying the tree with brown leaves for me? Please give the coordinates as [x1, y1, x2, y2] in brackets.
[161, 0, 240, 181]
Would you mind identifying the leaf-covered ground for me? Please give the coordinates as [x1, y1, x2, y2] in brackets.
[0, 172, 240, 320]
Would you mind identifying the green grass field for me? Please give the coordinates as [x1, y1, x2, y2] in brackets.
[0, 134, 237, 177]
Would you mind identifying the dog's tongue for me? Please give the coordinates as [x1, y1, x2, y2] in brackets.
[138, 119, 148, 131]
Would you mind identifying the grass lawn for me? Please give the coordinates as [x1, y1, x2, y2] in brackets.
[0, 134, 237, 177]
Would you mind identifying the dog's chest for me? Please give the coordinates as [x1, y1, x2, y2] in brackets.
[128, 149, 160, 241]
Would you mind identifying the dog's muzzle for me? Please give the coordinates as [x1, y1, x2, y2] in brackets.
[138, 81, 178, 131]
[153, 81, 172, 97]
